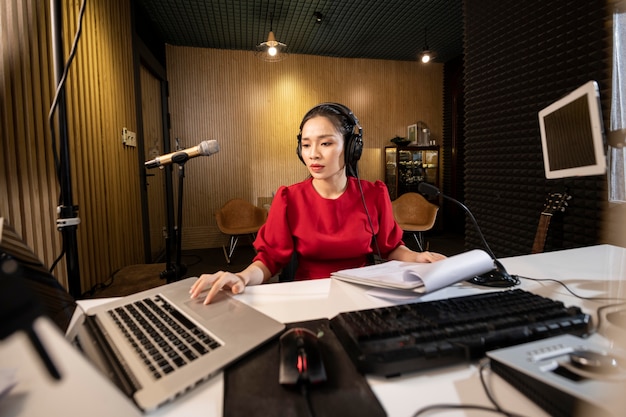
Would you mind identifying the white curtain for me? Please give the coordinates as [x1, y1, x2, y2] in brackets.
[609, 7, 626, 203]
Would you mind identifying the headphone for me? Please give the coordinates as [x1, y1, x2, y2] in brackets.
[296, 103, 363, 177]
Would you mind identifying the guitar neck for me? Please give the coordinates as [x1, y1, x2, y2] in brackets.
[531, 214, 552, 254]
[532, 190, 569, 254]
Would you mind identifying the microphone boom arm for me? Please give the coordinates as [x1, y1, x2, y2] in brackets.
[417, 182, 519, 288]
[440, 194, 497, 260]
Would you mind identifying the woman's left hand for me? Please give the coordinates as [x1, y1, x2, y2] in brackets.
[415, 251, 447, 263]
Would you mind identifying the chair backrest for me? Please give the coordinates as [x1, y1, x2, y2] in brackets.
[215, 199, 267, 232]
[391, 192, 439, 231]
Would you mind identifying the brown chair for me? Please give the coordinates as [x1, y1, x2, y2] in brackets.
[215, 199, 268, 264]
[391, 192, 439, 251]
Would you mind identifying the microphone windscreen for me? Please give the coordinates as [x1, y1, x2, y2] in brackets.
[418, 182, 440, 198]
[199, 140, 220, 156]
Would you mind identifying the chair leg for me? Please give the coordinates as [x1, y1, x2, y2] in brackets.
[412, 232, 424, 252]
[222, 246, 230, 264]
[223, 235, 240, 264]
[223, 234, 257, 264]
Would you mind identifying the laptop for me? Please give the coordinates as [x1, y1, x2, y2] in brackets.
[0, 218, 285, 412]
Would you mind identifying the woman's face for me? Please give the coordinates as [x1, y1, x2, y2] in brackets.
[300, 116, 346, 180]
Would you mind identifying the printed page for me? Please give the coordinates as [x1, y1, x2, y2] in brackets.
[331, 250, 494, 293]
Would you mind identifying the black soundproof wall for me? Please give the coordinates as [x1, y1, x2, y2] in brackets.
[462, 0, 610, 257]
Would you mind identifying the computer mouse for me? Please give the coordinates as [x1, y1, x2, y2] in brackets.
[278, 327, 327, 385]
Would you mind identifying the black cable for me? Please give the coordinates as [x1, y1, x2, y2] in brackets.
[479, 360, 503, 411]
[410, 361, 529, 417]
[478, 360, 532, 417]
[355, 174, 383, 263]
[48, 0, 88, 269]
[519, 275, 626, 336]
[49, 247, 66, 274]
[48, 0, 88, 185]
[80, 266, 120, 298]
[412, 403, 525, 417]
[519, 275, 626, 302]
[300, 384, 316, 417]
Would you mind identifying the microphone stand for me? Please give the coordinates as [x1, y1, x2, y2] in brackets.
[51, 0, 81, 298]
[418, 183, 519, 287]
[160, 154, 189, 283]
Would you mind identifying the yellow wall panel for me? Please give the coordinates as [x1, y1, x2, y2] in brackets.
[166, 47, 444, 249]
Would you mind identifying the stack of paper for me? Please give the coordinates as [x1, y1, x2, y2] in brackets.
[331, 249, 494, 294]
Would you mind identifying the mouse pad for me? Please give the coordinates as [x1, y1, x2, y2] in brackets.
[223, 318, 387, 417]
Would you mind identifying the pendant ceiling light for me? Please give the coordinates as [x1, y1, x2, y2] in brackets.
[419, 27, 436, 63]
[255, 14, 288, 62]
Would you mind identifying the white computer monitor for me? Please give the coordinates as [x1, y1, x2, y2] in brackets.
[538, 81, 606, 179]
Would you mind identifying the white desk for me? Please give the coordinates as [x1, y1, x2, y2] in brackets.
[230, 244, 626, 417]
[2, 245, 625, 417]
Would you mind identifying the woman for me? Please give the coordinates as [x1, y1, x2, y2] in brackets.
[190, 103, 445, 304]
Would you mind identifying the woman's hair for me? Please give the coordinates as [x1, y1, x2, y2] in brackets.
[297, 103, 363, 177]
[299, 104, 353, 140]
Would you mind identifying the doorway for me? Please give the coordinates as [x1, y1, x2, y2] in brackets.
[140, 64, 168, 262]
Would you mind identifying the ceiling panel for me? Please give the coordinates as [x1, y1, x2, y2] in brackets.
[135, 0, 464, 62]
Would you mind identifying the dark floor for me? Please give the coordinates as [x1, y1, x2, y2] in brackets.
[89, 231, 465, 298]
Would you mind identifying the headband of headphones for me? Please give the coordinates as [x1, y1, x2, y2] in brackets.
[296, 103, 363, 176]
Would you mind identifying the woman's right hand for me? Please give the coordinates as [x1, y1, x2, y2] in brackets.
[189, 271, 247, 305]
[189, 261, 269, 305]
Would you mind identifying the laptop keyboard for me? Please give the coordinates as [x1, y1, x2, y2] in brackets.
[107, 295, 222, 379]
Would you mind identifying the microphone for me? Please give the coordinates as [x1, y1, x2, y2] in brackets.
[418, 182, 519, 288]
[145, 140, 219, 169]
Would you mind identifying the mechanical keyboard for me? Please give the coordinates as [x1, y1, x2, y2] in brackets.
[329, 289, 591, 377]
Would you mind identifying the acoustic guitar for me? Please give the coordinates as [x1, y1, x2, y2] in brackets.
[531, 190, 570, 254]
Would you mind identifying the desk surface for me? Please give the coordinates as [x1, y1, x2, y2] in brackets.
[228, 244, 626, 417]
[2, 244, 626, 417]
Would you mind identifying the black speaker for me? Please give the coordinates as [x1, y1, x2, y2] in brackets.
[296, 103, 363, 176]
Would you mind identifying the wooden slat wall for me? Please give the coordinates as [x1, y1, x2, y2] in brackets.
[2, 0, 144, 294]
[1, 1, 63, 276]
[166, 47, 444, 249]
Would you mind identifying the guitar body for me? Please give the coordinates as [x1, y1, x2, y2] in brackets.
[531, 190, 570, 254]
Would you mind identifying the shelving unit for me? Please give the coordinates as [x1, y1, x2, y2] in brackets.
[384, 145, 439, 200]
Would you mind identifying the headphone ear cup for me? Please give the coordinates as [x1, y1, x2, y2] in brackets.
[353, 134, 363, 162]
[345, 133, 363, 165]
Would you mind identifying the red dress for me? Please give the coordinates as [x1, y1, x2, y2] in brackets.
[253, 177, 404, 280]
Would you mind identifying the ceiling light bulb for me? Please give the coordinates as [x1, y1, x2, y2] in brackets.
[255, 27, 288, 62]
[419, 28, 436, 64]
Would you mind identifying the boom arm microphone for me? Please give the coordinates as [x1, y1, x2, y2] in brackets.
[145, 140, 219, 169]
[418, 182, 519, 288]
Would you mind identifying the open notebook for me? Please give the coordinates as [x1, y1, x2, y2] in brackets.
[332, 249, 494, 293]
[0, 218, 285, 412]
